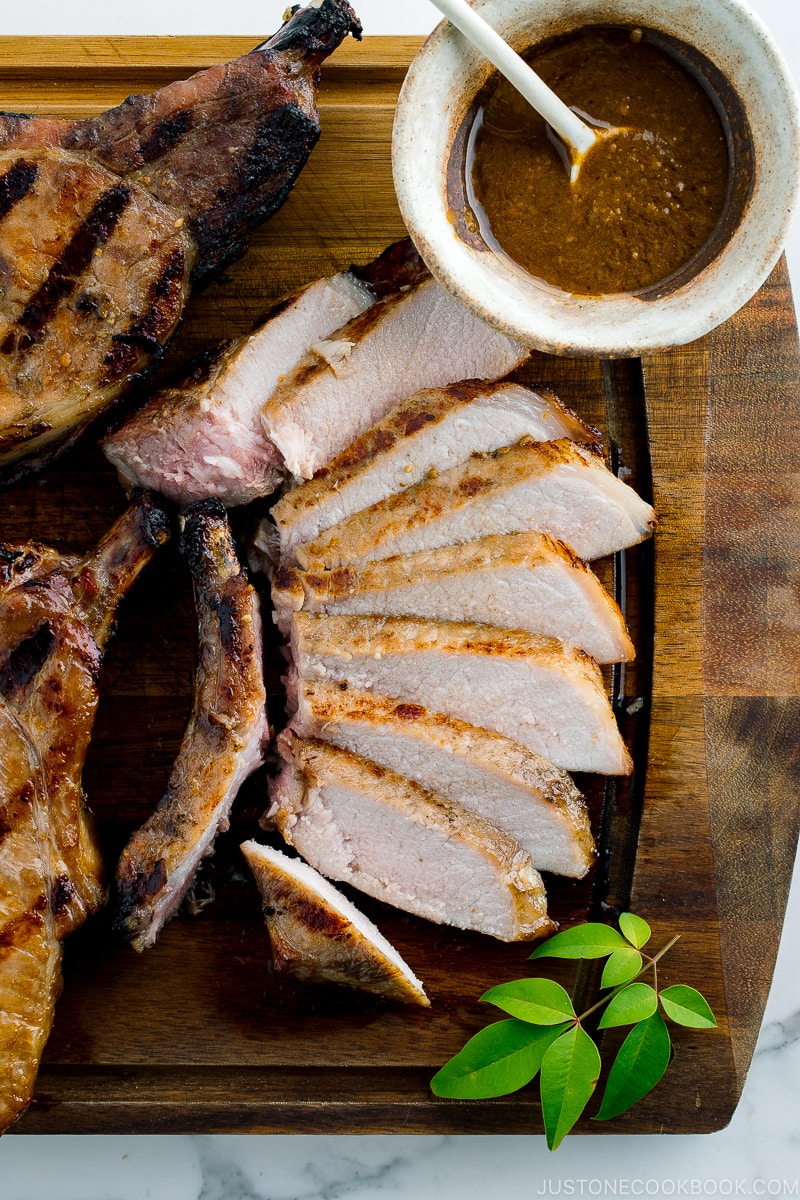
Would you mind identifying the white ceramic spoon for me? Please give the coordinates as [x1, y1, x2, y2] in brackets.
[428, 0, 600, 181]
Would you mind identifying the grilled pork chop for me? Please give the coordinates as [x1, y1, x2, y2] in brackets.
[261, 275, 529, 480]
[0, 700, 62, 1134]
[102, 240, 429, 507]
[271, 381, 600, 562]
[272, 531, 634, 663]
[269, 735, 554, 942]
[0, 493, 171, 937]
[0, 0, 361, 478]
[295, 438, 657, 570]
[241, 840, 429, 1006]
[290, 682, 596, 878]
[0, 496, 170, 1132]
[115, 500, 269, 950]
[289, 613, 632, 774]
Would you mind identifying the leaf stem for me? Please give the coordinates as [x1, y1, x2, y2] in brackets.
[576, 933, 681, 1023]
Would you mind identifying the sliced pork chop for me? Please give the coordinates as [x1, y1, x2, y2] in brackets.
[114, 500, 269, 951]
[0, 0, 362, 478]
[271, 381, 601, 560]
[290, 682, 596, 878]
[269, 735, 554, 942]
[289, 613, 631, 775]
[261, 276, 528, 480]
[273, 531, 633, 663]
[241, 840, 429, 1006]
[0, 699, 62, 1134]
[103, 273, 374, 507]
[296, 438, 657, 570]
[102, 239, 429, 507]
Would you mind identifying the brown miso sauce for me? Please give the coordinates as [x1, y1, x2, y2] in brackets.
[466, 26, 731, 296]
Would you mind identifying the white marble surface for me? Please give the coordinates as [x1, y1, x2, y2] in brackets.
[1, 1, 800, 1194]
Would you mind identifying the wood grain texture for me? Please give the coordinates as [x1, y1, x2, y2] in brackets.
[0, 36, 797, 1135]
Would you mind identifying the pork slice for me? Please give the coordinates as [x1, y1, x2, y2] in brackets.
[291, 682, 596, 878]
[114, 500, 269, 950]
[271, 381, 601, 560]
[269, 735, 554, 942]
[241, 840, 429, 1006]
[289, 613, 632, 775]
[261, 276, 528, 479]
[296, 438, 657, 569]
[273, 531, 633, 663]
[103, 271, 374, 507]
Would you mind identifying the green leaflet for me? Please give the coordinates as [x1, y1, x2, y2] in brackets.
[598, 983, 658, 1028]
[530, 923, 628, 961]
[593, 1010, 672, 1121]
[431, 1019, 567, 1099]
[540, 1024, 602, 1150]
[430, 914, 718, 1145]
[482, 978, 575, 1025]
[601, 947, 643, 988]
[660, 985, 717, 1029]
[619, 912, 651, 948]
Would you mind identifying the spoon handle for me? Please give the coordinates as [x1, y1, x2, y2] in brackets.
[429, 0, 596, 156]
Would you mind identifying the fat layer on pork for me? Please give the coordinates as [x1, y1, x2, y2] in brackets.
[272, 531, 633, 663]
[271, 381, 600, 560]
[269, 735, 555, 942]
[241, 839, 429, 1005]
[289, 613, 632, 775]
[261, 276, 528, 480]
[295, 438, 657, 570]
[290, 681, 596, 878]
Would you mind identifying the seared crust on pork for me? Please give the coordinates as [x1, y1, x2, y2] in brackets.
[271, 381, 600, 560]
[269, 735, 555, 942]
[101, 240, 431, 509]
[0, 493, 172, 937]
[0, 496, 170, 1132]
[295, 437, 657, 569]
[261, 275, 528, 480]
[241, 840, 429, 1006]
[272, 531, 634, 663]
[0, 700, 62, 1133]
[0, 1, 361, 477]
[115, 500, 269, 951]
[289, 612, 632, 775]
[289, 681, 596, 878]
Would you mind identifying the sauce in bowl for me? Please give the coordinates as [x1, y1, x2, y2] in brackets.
[465, 26, 741, 296]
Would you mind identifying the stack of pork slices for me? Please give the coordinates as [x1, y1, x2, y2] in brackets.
[261, 371, 657, 973]
[104, 240, 656, 1003]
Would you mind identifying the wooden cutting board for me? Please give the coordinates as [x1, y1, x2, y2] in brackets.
[2, 36, 799, 1136]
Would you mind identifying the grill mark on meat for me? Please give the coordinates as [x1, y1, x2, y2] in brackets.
[0, 904, 49, 954]
[102, 244, 187, 381]
[139, 109, 193, 162]
[51, 874, 75, 917]
[0, 158, 38, 221]
[188, 104, 320, 288]
[0, 622, 55, 698]
[14, 183, 131, 341]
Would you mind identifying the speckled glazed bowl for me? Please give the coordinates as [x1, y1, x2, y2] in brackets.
[392, 0, 800, 356]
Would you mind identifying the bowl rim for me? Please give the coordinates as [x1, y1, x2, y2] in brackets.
[391, 0, 800, 357]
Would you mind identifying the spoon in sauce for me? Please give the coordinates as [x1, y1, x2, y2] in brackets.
[428, 0, 613, 182]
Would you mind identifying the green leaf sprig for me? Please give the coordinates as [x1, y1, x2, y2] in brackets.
[431, 913, 716, 1150]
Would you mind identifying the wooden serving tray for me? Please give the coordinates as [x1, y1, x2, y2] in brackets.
[2, 36, 800, 1136]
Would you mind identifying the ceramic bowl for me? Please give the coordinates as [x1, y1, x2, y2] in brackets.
[392, 0, 800, 356]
